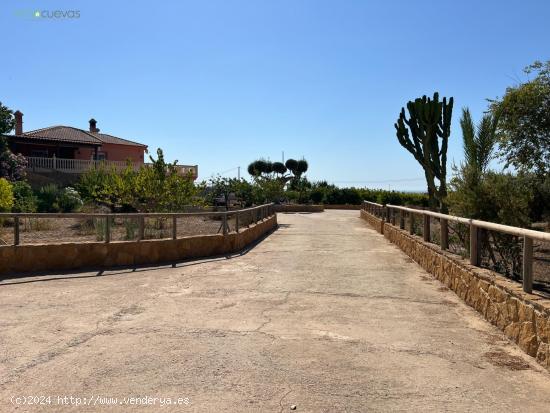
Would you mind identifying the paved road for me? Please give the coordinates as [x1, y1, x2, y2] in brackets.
[1, 210, 550, 412]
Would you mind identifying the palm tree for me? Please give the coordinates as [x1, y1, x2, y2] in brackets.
[460, 107, 499, 178]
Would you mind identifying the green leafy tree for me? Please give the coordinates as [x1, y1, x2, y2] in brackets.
[0, 177, 14, 211]
[490, 60, 550, 176]
[449, 108, 532, 279]
[287, 176, 312, 203]
[133, 149, 199, 211]
[77, 148, 200, 212]
[252, 176, 285, 203]
[0, 137, 27, 181]
[0, 102, 26, 181]
[76, 164, 129, 209]
[0, 102, 15, 134]
[394, 93, 453, 212]
[205, 176, 256, 207]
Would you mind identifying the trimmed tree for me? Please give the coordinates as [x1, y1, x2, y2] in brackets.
[247, 158, 308, 183]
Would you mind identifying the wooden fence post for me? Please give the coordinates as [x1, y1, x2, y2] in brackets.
[222, 213, 228, 235]
[440, 219, 448, 251]
[138, 216, 145, 241]
[469, 224, 479, 266]
[236, 211, 239, 233]
[409, 213, 415, 235]
[423, 215, 430, 242]
[105, 216, 111, 243]
[172, 216, 177, 240]
[523, 236, 533, 293]
[14, 217, 20, 246]
[399, 212, 405, 230]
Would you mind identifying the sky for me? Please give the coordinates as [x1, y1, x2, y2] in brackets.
[1, 0, 549, 190]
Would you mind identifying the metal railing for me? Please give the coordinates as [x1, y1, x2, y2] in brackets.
[361, 201, 550, 294]
[25, 156, 198, 178]
[0, 204, 274, 246]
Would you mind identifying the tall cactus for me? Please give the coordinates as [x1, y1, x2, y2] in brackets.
[394, 92, 453, 212]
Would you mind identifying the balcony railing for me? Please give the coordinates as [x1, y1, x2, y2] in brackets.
[25, 156, 198, 178]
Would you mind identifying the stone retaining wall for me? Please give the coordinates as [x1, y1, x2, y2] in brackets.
[360, 209, 385, 234]
[360, 209, 550, 371]
[0, 215, 277, 277]
[274, 204, 324, 213]
[324, 205, 362, 210]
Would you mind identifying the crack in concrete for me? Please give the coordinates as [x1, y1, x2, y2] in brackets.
[278, 389, 293, 413]
[255, 292, 291, 333]
[1, 327, 114, 388]
[179, 287, 453, 306]
[2, 300, 152, 388]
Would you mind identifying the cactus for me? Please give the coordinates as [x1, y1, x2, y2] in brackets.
[394, 92, 453, 212]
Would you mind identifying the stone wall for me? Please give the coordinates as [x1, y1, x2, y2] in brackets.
[0, 215, 277, 277]
[274, 204, 324, 213]
[360, 209, 385, 234]
[324, 205, 362, 210]
[360, 209, 550, 371]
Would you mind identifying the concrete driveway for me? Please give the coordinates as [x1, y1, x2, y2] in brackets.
[1, 210, 550, 412]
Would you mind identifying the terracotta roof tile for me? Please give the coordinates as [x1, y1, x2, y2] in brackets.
[20, 126, 147, 148]
[22, 126, 100, 145]
[93, 132, 147, 148]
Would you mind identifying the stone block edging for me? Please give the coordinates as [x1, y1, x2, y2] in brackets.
[0, 215, 277, 277]
[360, 210, 550, 371]
[360, 209, 385, 234]
[274, 204, 324, 213]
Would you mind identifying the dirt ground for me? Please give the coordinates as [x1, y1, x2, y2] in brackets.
[0, 215, 246, 245]
[1, 210, 550, 412]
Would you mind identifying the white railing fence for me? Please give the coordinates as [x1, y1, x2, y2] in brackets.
[25, 156, 197, 177]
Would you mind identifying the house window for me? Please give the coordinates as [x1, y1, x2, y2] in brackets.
[31, 150, 49, 157]
[97, 152, 107, 160]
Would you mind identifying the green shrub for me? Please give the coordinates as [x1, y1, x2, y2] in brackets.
[12, 181, 37, 212]
[94, 218, 106, 241]
[0, 177, 14, 211]
[303, 183, 428, 207]
[123, 218, 138, 240]
[36, 185, 83, 213]
[309, 188, 324, 204]
[57, 187, 83, 212]
[448, 170, 533, 280]
[37, 184, 61, 212]
[77, 149, 200, 212]
[285, 190, 300, 203]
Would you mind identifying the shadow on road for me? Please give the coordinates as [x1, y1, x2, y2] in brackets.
[0, 226, 279, 286]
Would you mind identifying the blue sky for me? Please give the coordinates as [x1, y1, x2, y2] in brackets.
[1, 0, 549, 190]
